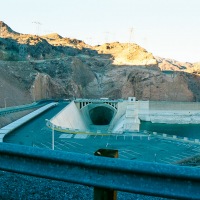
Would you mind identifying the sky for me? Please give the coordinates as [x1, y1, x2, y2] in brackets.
[1, 0, 200, 62]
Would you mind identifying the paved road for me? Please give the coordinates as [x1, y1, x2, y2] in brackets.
[4, 102, 68, 146]
[4, 102, 200, 165]
[34, 133, 200, 164]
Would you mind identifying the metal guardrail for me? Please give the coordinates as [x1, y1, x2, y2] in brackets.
[0, 99, 60, 116]
[0, 143, 200, 199]
[0, 102, 45, 116]
[0, 102, 37, 115]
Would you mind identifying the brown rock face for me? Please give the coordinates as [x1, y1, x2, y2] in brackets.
[94, 42, 158, 68]
[0, 21, 200, 107]
[156, 56, 193, 71]
[82, 66, 194, 101]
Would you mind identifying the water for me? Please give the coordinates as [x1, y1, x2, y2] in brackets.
[140, 121, 200, 139]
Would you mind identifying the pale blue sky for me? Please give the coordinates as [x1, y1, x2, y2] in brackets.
[1, 0, 200, 62]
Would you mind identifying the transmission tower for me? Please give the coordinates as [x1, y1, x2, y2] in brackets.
[128, 27, 134, 51]
[32, 21, 42, 36]
[144, 37, 147, 47]
[86, 37, 92, 46]
[104, 32, 110, 43]
[0, 23, 2, 37]
[129, 27, 134, 44]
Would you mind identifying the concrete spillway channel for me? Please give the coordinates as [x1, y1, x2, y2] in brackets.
[48, 97, 200, 137]
[0, 102, 58, 142]
[49, 98, 141, 134]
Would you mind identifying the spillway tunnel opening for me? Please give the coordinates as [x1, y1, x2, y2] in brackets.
[89, 106, 114, 125]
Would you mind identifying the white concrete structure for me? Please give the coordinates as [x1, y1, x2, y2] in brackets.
[50, 97, 140, 134]
[50, 98, 200, 134]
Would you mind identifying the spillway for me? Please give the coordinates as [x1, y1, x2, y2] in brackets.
[50, 97, 140, 134]
[49, 97, 200, 134]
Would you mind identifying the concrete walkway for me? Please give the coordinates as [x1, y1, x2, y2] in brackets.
[0, 102, 58, 142]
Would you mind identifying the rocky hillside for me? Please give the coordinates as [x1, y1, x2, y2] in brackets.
[0, 21, 200, 107]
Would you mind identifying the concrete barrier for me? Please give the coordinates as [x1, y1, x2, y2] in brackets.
[163, 133, 167, 137]
[195, 139, 200, 143]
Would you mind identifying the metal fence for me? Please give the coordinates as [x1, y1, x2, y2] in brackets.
[0, 143, 200, 199]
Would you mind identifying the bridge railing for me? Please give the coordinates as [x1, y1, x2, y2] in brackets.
[0, 143, 200, 199]
[75, 98, 123, 103]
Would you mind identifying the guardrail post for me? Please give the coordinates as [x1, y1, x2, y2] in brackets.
[94, 149, 118, 200]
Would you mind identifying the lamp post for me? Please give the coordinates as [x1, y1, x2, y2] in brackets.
[45, 119, 54, 150]
[52, 123, 54, 150]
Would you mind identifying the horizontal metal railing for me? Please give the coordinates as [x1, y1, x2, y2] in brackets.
[0, 143, 200, 199]
[0, 99, 57, 116]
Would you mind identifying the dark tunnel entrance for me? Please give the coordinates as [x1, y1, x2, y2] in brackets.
[89, 106, 114, 125]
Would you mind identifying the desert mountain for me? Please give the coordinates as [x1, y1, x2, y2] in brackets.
[0, 21, 20, 38]
[0, 21, 200, 107]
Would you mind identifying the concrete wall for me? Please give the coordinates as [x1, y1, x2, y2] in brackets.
[148, 101, 200, 124]
[51, 99, 200, 135]
[51, 101, 88, 131]
[150, 101, 200, 111]
[138, 101, 150, 121]
[132, 101, 200, 124]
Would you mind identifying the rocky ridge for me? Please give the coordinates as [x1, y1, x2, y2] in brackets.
[0, 21, 200, 107]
